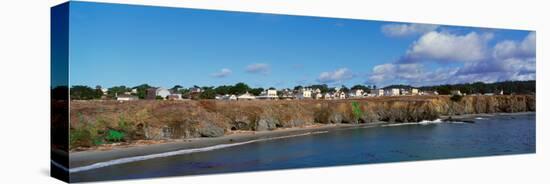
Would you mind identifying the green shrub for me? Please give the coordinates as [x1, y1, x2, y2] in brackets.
[70, 124, 105, 148]
[106, 129, 125, 142]
[351, 101, 363, 120]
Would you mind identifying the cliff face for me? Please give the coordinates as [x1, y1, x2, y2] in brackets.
[69, 95, 535, 149]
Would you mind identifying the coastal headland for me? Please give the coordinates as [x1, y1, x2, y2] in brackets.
[69, 95, 535, 152]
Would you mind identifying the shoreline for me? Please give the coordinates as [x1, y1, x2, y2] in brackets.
[69, 111, 534, 169]
[70, 123, 384, 168]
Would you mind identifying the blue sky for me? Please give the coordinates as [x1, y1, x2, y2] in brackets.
[67, 1, 535, 89]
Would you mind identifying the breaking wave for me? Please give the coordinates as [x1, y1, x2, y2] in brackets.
[69, 130, 328, 173]
[382, 119, 470, 127]
[382, 119, 443, 127]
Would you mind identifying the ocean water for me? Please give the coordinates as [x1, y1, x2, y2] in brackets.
[70, 113, 535, 182]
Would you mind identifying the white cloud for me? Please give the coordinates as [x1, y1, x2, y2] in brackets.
[245, 63, 270, 74]
[403, 31, 493, 63]
[368, 31, 535, 86]
[381, 23, 439, 37]
[493, 32, 535, 60]
[368, 63, 459, 86]
[211, 68, 232, 78]
[317, 68, 354, 83]
[369, 63, 422, 83]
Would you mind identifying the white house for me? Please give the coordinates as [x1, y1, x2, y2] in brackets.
[237, 92, 256, 100]
[296, 88, 312, 99]
[314, 92, 323, 99]
[156, 88, 172, 99]
[280, 89, 294, 99]
[411, 88, 419, 95]
[384, 88, 400, 96]
[323, 93, 334, 100]
[257, 89, 278, 100]
[117, 94, 138, 101]
[334, 91, 346, 99]
[451, 90, 462, 96]
[101, 88, 108, 95]
[370, 89, 384, 96]
[349, 89, 364, 98]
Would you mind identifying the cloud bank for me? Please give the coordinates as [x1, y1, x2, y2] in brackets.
[369, 30, 535, 86]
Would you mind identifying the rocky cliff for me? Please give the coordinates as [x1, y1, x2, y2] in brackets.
[69, 95, 535, 149]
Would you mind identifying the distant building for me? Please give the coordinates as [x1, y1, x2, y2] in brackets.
[411, 88, 419, 95]
[450, 90, 462, 96]
[400, 89, 410, 96]
[167, 94, 183, 100]
[314, 92, 323, 99]
[117, 94, 138, 101]
[323, 92, 334, 100]
[296, 88, 312, 99]
[257, 89, 278, 100]
[101, 88, 108, 95]
[228, 94, 238, 100]
[146, 88, 171, 99]
[349, 89, 364, 98]
[238, 92, 256, 100]
[384, 88, 400, 96]
[420, 90, 439, 96]
[370, 89, 384, 96]
[334, 91, 346, 99]
[279, 89, 294, 99]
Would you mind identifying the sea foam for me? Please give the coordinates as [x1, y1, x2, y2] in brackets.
[383, 119, 443, 127]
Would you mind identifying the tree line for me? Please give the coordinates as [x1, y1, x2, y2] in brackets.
[418, 80, 535, 95]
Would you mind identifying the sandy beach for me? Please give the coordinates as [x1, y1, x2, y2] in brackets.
[70, 122, 385, 168]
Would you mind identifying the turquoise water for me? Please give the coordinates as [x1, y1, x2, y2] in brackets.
[71, 113, 535, 182]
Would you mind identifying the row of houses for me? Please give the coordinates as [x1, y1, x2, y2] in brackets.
[116, 86, 501, 101]
[213, 87, 439, 101]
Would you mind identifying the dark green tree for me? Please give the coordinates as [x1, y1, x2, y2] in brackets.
[199, 88, 217, 99]
[107, 86, 130, 98]
[70, 85, 99, 100]
[230, 82, 250, 95]
[249, 87, 264, 96]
